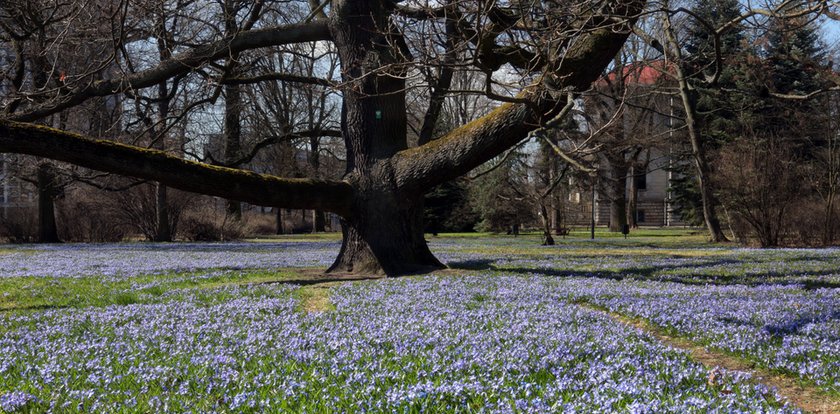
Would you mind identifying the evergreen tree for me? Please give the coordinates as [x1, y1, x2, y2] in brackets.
[470, 151, 535, 233]
[666, 160, 705, 227]
[684, 0, 744, 72]
[714, 11, 830, 246]
[424, 179, 479, 235]
[756, 14, 828, 144]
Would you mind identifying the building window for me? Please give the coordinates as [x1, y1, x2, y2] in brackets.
[634, 172, 647, 191]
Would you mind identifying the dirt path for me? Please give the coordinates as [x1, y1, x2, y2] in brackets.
[580, 304, 839, 414]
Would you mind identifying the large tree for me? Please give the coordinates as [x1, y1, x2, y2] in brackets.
[0, 0, 645, 275]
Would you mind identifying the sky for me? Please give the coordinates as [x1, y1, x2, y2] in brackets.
[821, 18, 840, 50]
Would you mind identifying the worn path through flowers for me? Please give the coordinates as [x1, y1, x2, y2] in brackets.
[576, 304, 840, 414]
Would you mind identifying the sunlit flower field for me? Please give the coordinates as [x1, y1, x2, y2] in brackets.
[1, 234, 838, 413]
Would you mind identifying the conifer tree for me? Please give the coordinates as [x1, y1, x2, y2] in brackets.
[756, 14, 827, 143]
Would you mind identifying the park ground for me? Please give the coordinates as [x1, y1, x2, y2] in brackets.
[0, 229, 838, 413]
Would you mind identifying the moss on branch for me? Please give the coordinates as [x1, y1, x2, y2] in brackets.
[391, 0, 645, 193]
[0, 120, 354, 216]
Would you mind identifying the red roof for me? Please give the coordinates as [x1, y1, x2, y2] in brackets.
[600, 60, 675, 87]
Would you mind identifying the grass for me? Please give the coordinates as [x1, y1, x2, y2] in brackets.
[577, 301, 840, 413]
[0, 268, 311, 312]
[295, 286, 335, 313]
[252, 227, 710, 245]
[0, 228, 830, 315]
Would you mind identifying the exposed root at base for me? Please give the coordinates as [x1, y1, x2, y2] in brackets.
[249, 268, 387, 286]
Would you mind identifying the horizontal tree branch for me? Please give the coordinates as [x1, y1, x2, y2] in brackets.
[214, 129, 343, 167]
[769, 86, 840, 100]
[9, 21, 332, 122]
[221, 73, 334, 87]
[0, 120, 354, 216]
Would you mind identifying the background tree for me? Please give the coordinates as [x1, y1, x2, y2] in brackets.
[584, 48, 671, 232]
[424, 179, 477, 235]
[470, 149, 536, 235]
[661, 0, 747, 237]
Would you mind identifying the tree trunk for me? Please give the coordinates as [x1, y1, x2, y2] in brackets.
[604, 162, 628, 232]
[154, 183, 171, 242]
[275, 208, 284, 235]
[325, 1, 445, 275]
[627, 164, 638, 228]
[610, 197, 627, 232]
[550, 160, 564, 234]
[308, 138, 326, 232]
[328, 190, 442, 275]
[0, 0, 645, 276]
[224, 80, 243, 220]
[313, 210, 326, 232]
[824, 192, 835, 245]
[662, 10, 728, 243]
[37, 162, 60, 243]
[695, 162, 728, 242]
[540, 203, 555, 245]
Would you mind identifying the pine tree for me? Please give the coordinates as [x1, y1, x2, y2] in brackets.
[470, 151, 535, 233]
[757, 14, 828, 143]
[424, 179, 479, 235]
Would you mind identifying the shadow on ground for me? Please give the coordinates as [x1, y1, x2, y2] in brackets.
[446, 257, 840, 288]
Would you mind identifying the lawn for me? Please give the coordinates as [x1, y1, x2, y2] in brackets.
[1, 230, 838, 413]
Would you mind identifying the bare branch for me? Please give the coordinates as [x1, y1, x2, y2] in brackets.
[392, 0, 645, 192]
[8, 21, 332, 122]
[221, 73, 333, 87]
[769, 87, 840, 100]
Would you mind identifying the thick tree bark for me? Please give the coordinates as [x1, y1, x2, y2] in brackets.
[328, 190, 442, 275]
[0, 121, 354, 215]
[36, 162, 60, 243]
[327, 0, 445, 274]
